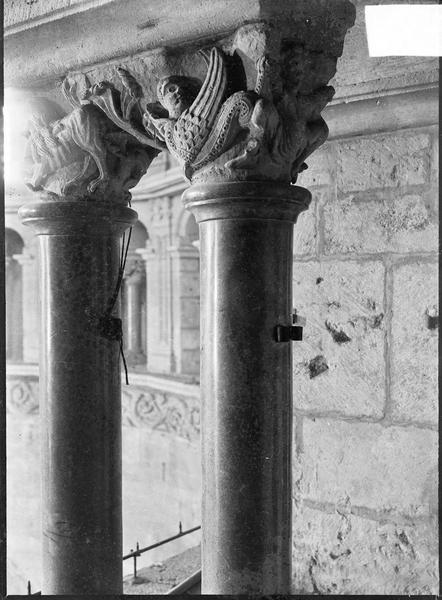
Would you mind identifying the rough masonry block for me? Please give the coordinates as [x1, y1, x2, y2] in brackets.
[292, 260, 385, 417]
[337, 131, 431, 193]
[299, 417, 438, 516]
[293, 196, 317, 257]
[323, 192, 438, 254]
[297, 143, 336, 188]
[390, 261, 438, 426]
[292, 505, 438, 595]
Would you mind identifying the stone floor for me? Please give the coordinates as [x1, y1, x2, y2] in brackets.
[123, 544, 201, 594]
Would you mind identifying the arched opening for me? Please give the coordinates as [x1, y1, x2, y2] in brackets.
[122, 221, 149, 368]
[5, 228, 24, 362]
[185, 213, 199, 245]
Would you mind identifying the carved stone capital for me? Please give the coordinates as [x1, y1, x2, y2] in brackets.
[23, 70, 165, 204]
[135, 5, 355, 185]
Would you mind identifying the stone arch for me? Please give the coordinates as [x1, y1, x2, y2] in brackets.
[127, 220, 149, 252]
[5, 228, 25, 361]
[5, 227, 25, 257]
[184, 213, 199, 244]
[176, 209, 199, 246]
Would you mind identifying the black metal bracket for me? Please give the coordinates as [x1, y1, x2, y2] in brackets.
[275, 309, 306, 342]
[86, 308, 123, 342]
[275, 324, 303, 342]
[97, 314, 123, 341]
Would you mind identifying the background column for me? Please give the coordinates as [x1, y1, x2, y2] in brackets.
[14, 250, 39, 364]
[19, 198, 137, 595]
[122, 253, 146, 366]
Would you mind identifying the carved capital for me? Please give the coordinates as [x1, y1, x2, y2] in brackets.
[21, 3, 355, 195]
[136, 7, 355, 185]
[23, 70, 165, 203]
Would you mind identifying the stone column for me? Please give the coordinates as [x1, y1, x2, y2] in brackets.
[184, 182, 310, 593]
[5, 255, 23, 362]
[18, 81, 161, 593]
[168, 243, 200, 376]
[19, 198, 137, 594]
[144, 7, 355, 591]
[123, 253, 146, 366]
[14, 250, 39, 364]
[138, 234, 175, 373]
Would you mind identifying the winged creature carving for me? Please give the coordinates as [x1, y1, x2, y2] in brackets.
[144, 46, 333, 184]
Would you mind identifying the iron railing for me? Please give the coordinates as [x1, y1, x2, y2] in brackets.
[26, 522, 201, 595]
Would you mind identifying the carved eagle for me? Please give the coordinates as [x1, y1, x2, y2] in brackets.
[150, 47, 257, 179]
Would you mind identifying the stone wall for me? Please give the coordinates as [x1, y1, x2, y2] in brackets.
[291, 110, 438, 594]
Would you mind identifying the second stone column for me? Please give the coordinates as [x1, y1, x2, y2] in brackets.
[184, 182, 310, 593]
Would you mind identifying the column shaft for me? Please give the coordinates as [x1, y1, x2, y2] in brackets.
[184, 183, 310, 594]
[20, 200, 137, 595]
[126, 281, 142, 352]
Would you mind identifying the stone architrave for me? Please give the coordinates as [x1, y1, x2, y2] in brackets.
[138, 7, 356, 593]
[18, 72, 164, 595]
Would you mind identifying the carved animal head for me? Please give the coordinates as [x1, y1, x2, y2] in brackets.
[157, 75, 201, 118]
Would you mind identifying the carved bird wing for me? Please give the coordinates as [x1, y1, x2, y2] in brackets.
[28, 122, 60, 165]
[26, 99, 66, 161]
[172, 47, 228, 161]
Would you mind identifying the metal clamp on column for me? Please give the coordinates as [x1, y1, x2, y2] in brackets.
[275, 308, 307, 342]
[274, 310, 306, 342]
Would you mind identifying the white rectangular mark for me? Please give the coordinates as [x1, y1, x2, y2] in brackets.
[365, 5, 442, 56]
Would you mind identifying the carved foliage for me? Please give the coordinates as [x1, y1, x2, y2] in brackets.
[122, 387, 200, 442]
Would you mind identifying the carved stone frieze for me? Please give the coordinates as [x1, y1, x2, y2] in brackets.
[7, 373, 200, 441]
[122, 386, 200, 442]
[7, 378, 39, 415]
